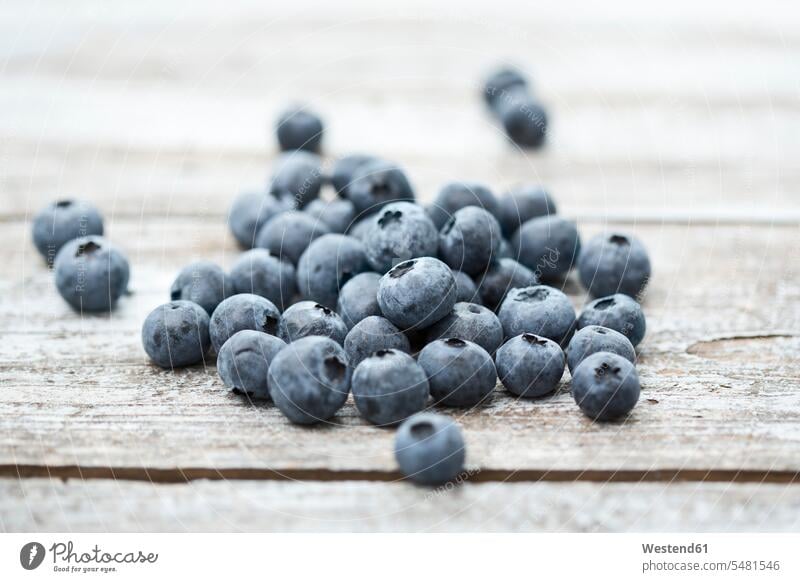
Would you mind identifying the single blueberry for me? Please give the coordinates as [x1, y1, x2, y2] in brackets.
[498, 186, 556, 237]
[571, 352, 641, 421]
[228, 191, 293, 249]
[352, 349, 429, 426]
[267, 335, 351, 425]
[275, 106, 324, 153]
[337, 272, 382, 329]
[362, 202, 439, 273]
[439, 206, 503, 276]
[209, 293, 281, 353]
[217, 330, 286, 399]
[452, 270, 481, 304]
[304, 198, 356, 234]
[346, 159, 415, 216]
[269, 151, 323, 208]
[577, 293, 646, 347]
[330, 154, 379, 198]
[578, 232, 652, 299]
[513, 215, 581, 281]
[495, 333, 565, 397]
[229, 249, 296, 312]
[495, 88, 548, 149]
[344, 315, 411, 368]
[278, 300, 348, 345]
[418, 338, 497, 407]
[427, 181, 500, 230]
[170, 260, 228, 315]
[498, 285, 576, 345]
[426, 302, 503, 354]
[395, 413, 466, 486]
[483, 66, 529, 110]
[53, 236, 130, 313]
[142, 300, 210, 368]
[32, 199, 104, 266]
[296, 234, 369, 309]
[565, 325, 636, 374]
[255, 211, 330, 265]
[474, 258, 539, 311]
[377, 257, 457, 330]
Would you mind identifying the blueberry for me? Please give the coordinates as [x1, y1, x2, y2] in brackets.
[571, 352, 641, 421]
[427, 182, 500, 230]
[141, 300, 210, 368]
[343, 315, 411, 368]
[483, 67, 529, 110]
[229, 249, 296, 311]
[304, 198, 356, 234]
[363, 202, 438, 273]
[275, 106, 324, 153]
[296, 234, 369, 309]
[578, 232, 652, 299]
[32, 199, 104, 266]
[269, 151, 323, 208]
[426, 302, 503, 354]
[495, 333, 565, 397]
[565, 325, 635, 374]
[209, 293, 281, 353]
[513, 215, 581, 281]
[495, 88, 548, 148]
[53, 236, 130, 312]
[346, 159, 415, 216]
[395, 413, 466, 486]
[377, 257, 457, 330]
[452, 270, 481, 304]
[217, 330, 286, 399]
[228, 191, 293, 249]
[474, 258, 539, 312]
[337, 272, 382, 329]
[330, 154, 378, 198]
[439, 206, 503, 276]
[170, 260, 228, 315]
[577, 293, 646, 347]
[255, 211, 330, 265]
[498, 186, 556, 237]
[352, 349, 428, 426]
[267, 335, 351, 425]
[418, 338, 496, 407]
[278, 300, 348, 345]
[498, 285, 576, 344]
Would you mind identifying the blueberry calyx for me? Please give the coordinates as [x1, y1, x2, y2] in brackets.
[515, 287, 549, 302]
[314, 303, 334, 316]
[609, 234, 630, 246]
[76, 241, 101, 257]
[389, 260, 416, 279]
[409, 420, 435, 439]
[323, 355, 346, 380]
[594, 298, 616, 310]
[56, 200, 73, 208]
[443, 338, 467, 348]
[521, 333, 548, 346]
[374, 349, 394, 358]
[378, 210, 402, 228]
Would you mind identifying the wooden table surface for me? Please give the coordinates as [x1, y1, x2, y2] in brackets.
[1, 0, 799, 532]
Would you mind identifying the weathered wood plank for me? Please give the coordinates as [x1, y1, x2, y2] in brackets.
[2, 478, 799, 532]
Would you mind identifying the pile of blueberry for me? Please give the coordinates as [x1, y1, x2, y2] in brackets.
[32, 69, 651, 487]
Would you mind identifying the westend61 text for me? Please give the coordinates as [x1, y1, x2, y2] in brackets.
[642, 543, 708, 554]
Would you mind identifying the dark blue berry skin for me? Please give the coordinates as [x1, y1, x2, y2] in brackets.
[54, 236, 130, 312]
[578, 293, 646, 347]
[32, 199, 104, 266]
[344, 315, 411, 368]
[377, 257, 457, 331]
[297, 234, 369, 309]
[363, 202, 438, 273]
[571, 352, 640, 421]
[474, 258, 538, 312]
[495, 88, 548, 149]
[278, 301, 348, 345]
[209, 293, 281, 353]
[228, 191, 293, 249]
[255, 211, 330, 265]
[229, 249, 296, 312]
[269, 151, 323, 208]
[498, 285, 576, 345]
[330, 154, 378, 198]
[170, 260, 228, 315]
[426, 302, 503, 355]
[345, 159, 415, 216]
[142, 301, 210, 368]
[336, 272, 382, 329]
[275, 106, 323, 153]
[418, 338, 497, 407]
[395, 413, 465, 486]
[513, 215, 581, 281]
[566, 325, 635, 374]
[347, 216, 374, 241]
[578, 232, 652, 299]
[352, 349, 429, 426]
[495, 333, 565, 397]
[498, 186, 556, 237]
[439, 206, 503, 276]
[304, 198, 356, 234]
[483, 67, 529, 110]
[217, 330, 286, 399]
[267, 336, 351, 425]
[452, 270, 481, 304]
[427, 182, 500, 230]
